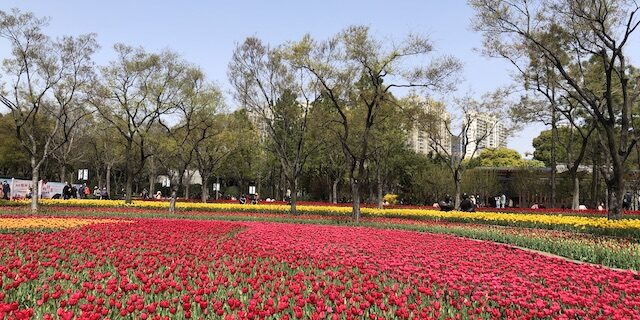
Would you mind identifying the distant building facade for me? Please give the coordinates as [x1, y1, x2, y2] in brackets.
[463, 111, 507, 159]
[450, 135, 464, 160]
[407, 96, 452, 156]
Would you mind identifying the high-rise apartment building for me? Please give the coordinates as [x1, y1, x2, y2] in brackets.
[406, 96, 452, 156]
[463, 111, 507, 158]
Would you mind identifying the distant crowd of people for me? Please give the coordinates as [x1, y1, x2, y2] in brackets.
[437, 193, 511, 212]
[434, 191, 640, 212]
[4, 178, 640, 213]
[60, 183, 110, 200]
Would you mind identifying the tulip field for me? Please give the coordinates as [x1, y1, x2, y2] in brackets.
[1, 213, 640, 319]
[2, 201, 640, 319]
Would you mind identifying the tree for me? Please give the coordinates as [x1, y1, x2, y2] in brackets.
[0, 114, 30, 177]
[369, 98, 412, 208]
[167, 68, 224, 199]
[410, 91, 510, 209]
[533, 128, 576, 166]
[399, 153, 454, 205]
[229, 37, 322, 215]
[192, 112, 233, 203]
[288, 26, 462, 221]
[217, 110, 262, 199]
[461, 168, 501, 205]
[472, 147, 525, 167]
[532, 120, 596, 209]
[470, 0, 640, 219]
[306, 120, 347, 203]
[509, 42, 566, 208]
[85, 117, 126, 195]
[0, 9, 97, 211]
[50, 115, 93, 183]
[92, 44, 188, 203]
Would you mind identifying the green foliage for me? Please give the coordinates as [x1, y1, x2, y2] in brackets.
[224, 186, 239, 198]
[397, 152, 454, 204]
[0, 114, 29, 176]
[383, 194, 398, 204]
[526, 159, 546, 168]
[461, 168, 501, 198]
[473, 148, 525, 168]
[532, 127, 591, 166]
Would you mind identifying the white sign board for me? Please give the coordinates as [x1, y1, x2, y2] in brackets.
[159, 175, 171, 187]
[39, 181, 66, 199]
[212, 183, 220, 191]
[249, 186, 256, 194]
[9, 179, 32, 199]
[77, 169, 88, 181]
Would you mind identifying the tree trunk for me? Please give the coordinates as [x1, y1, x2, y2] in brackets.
[571, 172, 580, 210]
[454, 173, 461, 210]
[124, 172, 133, 203]
[591, 155, 599, 208]
[271, 168, 276, 200]
[148, 157, 156, 196]
[607, 170, 625, 220]
[125, 165, 132, 203]
[256, 172, 261, 197]
[178, 171, 185, 198]
[351, 178, 361, 222]
[60, 165, 67, 184]
[290, 177, 298, 215]
[31, 158, 39, 213]
[106, 164, 111, 197]
[149, 174, 155, 196]
[185, 181, 190, 200]
[550, 109, 557, 208]
[201, 173, 210, 203]
[377, 169, 384, 209]
[326, 175, 332, 203]
[97, 167, 103, 189]
[332, 178, 339, 204]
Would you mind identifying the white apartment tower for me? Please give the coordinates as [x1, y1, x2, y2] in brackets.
[407, 96, 452, 156]
[463, 111, 507, 158]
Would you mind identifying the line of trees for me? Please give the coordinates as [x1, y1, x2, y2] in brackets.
[0, 8, 467, 218]
[470, 0, 640, 219]
[2, 3, 639, 220]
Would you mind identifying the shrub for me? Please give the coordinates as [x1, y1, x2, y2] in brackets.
[383, 193, 398, 205]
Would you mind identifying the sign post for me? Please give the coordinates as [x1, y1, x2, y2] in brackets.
[212, 182, 220, 200]
[77, 169, 88, 181]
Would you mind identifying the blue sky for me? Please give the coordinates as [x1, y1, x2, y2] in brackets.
[1, 1, 585, 155]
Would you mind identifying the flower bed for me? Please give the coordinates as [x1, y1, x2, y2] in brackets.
[4, 205, 639, 271]
[1, 219, 639, 319]
[0, 217, 124, 231]
[10, 199, 640, 238]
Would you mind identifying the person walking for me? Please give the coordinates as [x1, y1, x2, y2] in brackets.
[623, 191, 632, 210]
[2, 181, 10, 200]
[71, 184, 78, 199]
[62, 182, 72, 200]
[439, 194, 454, 212]
[460, 193, 475, 212]
[169, 189, 177, 213]
[100, 187, 109, 200]
[82, 184, 90, 199]
[500, 193, 506, 209]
